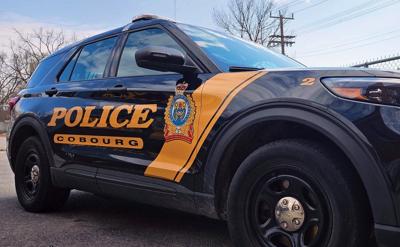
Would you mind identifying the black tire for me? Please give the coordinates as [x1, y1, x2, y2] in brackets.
[227, 139, 372, 247]
[15, 136, 70, 212]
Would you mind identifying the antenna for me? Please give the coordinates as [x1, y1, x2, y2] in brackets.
[174, 0, 177, 19]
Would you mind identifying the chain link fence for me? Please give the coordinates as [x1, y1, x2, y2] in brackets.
[350, 54, 400, 70]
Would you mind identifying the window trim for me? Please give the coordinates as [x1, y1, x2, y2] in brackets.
[57, 48, 81, 82]
[110, 24, 204, 78]
[56, 47, 77, 82]
[110, 72, 189, 82]
[164, 21, 220, 73]
[56, 34, 119, 83]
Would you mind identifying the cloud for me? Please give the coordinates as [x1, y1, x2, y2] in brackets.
[0, 11, 105, 52]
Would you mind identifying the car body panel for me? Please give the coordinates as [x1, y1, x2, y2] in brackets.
[191, 68, 400, 224]
[145, 71, 266, 181]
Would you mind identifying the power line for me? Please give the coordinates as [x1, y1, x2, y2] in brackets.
[276, 0, 303, 11]
[298, 0, 400, 34]
[287, 0, 400, 59]
[305, 0, 400, 33]
[293, 0, 329, 13]
[269, 12, 295, 55]
[296, 0, 378, 30]
[299, 27, 400, 55]
[299, 0, 377, 29]
[297, 33, 400, 58]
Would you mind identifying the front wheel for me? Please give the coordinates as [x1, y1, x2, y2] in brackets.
[227, 139, 372, 247]
[15, 136, 70, 212]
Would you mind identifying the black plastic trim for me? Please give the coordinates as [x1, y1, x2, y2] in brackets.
[162, 21, 221, 73]
[95, 168, 198, 216]
[375, 224, 400, 247]
[51, 166, 99, 194]
[8, 114, 55, 172]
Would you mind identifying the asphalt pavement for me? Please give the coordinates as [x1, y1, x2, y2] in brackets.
[0, 134, 231, 247]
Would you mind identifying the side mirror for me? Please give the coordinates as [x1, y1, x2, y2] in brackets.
[135, 46, 198, 75]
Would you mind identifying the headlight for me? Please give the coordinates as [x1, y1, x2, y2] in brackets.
[321, 77, 400, 107]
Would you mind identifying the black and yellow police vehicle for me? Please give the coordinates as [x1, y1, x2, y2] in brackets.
[6, 15, 400, 247]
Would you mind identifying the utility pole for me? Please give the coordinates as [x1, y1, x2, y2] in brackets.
[269, 11, 295, 55]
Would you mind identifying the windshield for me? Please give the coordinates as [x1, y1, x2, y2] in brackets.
[178, 24, 303, 72]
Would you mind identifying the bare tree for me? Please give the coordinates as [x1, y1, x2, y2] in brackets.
[0, 28, 76, 104]
[0, 53, 20, 104]
[213, 0, 282, 46]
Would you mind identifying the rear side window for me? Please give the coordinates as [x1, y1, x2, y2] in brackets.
[59, 51, 79, 82]
[64, 37, 117, 82]
[28, 54, 61, 88]
[117, 28, 186, 77]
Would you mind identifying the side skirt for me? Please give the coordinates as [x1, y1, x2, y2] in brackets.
[51, 165, 218, 219]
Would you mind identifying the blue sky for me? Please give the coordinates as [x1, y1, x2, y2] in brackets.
[0, 0, 399, 67]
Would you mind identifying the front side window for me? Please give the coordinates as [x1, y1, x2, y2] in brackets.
[117, 28, 186, 77]
[68, 37, 117, 81]
[178, 24, 303, 72]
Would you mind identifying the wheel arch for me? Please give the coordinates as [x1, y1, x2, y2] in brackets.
[204, 100, 397, 226]
[8, 114, 54, 173]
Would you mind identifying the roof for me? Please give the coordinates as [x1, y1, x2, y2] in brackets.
[50, 15, 176, 58]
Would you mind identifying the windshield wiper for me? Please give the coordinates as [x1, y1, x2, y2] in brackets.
[229, 66, 264, 72]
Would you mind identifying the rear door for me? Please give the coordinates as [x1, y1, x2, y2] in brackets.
[46, 36, 119, 191]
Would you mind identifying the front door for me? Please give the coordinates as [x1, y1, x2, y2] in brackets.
[94, 27, 211, 189]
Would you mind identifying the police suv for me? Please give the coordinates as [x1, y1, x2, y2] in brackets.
[6, 15, 400, 247]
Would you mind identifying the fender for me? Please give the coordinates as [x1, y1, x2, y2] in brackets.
[204, 99, 398, 226]
[8, 114, 55, 173]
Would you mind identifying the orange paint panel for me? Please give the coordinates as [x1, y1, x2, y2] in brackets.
[144, 71, 267, 181]
[174, 71, 266, 182]
[143, 83, 204, 180]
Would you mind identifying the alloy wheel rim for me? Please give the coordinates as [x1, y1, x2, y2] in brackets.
[22, 152, 41, 198]
[248, 172, 330, 247]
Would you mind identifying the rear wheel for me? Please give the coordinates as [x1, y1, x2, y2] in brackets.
[15, 136, 70, 212]
[227, 139, 372, 247]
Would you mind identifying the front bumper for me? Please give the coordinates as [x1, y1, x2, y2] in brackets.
[375, 224, 400, 247]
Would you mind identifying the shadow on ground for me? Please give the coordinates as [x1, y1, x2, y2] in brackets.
[0, 191, 231, 247]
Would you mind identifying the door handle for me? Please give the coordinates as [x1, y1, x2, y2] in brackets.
[45, 87, 58, 97]
[107, 84, 127, 93]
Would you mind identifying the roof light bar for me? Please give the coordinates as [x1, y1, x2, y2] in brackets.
[131, 14, 175, 23]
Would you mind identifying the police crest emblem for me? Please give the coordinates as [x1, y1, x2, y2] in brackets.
[164, 83, 196, 143]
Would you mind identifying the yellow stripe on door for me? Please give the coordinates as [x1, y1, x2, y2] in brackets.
[144, 71, 267, 182]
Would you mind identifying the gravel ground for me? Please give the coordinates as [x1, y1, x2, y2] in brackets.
[0, 135, 231, 247]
